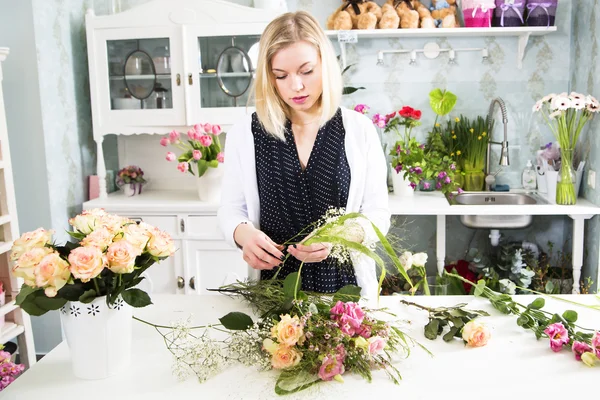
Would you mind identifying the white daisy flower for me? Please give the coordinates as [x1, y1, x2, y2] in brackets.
[551, 95, 571, 111]
[586, 95, 600, 112]
[532, 100, 543, 112]
[571, 98, 585, 110]
[569, 92, 584, 101]
[549, 110, 563, 119]
[541, 93, 556, 103]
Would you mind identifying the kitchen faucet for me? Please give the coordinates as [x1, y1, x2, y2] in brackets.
[484, 97, 510, 191]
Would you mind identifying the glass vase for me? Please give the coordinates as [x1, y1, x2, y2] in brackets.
[556, 149, 577, 205]
[419, 179, 436, 192]
[462, 160, 485, 191]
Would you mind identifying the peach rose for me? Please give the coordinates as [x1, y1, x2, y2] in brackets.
[119, 223, 152, 253]
[80, 226, 114, 251]
[146, 227, 176, 257]
[69, 209, 106, 234]
[12, 247, 53, 287]
[106, 240, 140, 274]
[271, 314, 304, 347]
[68, 246, 106, 282]
[10, 228, 54, 261]
[35, 252, 71, 297]
[263, 339, 302, 370]
[98, 214, 129, 236]
[462, 320, 491, 347]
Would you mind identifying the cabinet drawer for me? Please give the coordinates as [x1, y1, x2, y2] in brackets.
[126, 215, 179, 237]
[187, 215, 223, 240]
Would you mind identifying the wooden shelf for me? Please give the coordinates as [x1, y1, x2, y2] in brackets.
[0, 322, 25, 344]
[0, 241, 13, 255]
[0, 300, 18, 318]
[0, 215, 10, 226]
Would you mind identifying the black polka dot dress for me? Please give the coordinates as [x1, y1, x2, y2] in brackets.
[252, 108, 356, 293]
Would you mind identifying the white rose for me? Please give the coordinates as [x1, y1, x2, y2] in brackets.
[69, 213, 100, 235]
[10, 228, 54, 261]
[412, 252, 428, 267]
[119, 223, 152, 253]
[80, 226, 114, 251]
[98, 214, 129, 236]
[13, 247, 54, 287]
[106, 240, 140, 274]
[68, 246, 106, 282]
[399, 251, 413, 271]
[146, 227, 176, 257]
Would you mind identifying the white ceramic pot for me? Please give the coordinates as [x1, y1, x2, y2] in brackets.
[196, 167, 223, 203]
[391, 168, 414, 197]
[545, 170, 558, 204]
[122, 183, 139, 197]
[59, 296, 132, 380]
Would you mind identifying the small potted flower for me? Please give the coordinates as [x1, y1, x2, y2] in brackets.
[116, 165, 146, 197]
[161, 123, 225, 202]
[0, 344, 24, 391]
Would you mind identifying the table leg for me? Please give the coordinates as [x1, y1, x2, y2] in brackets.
[436, 215, 446, 276]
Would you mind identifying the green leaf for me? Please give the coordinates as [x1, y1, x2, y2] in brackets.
[424, 319, 440, 340]
[78, 289, 97, 304]
[517, 314, 530, 327]
[275, 370, 320, 395]
[527, 298, 545, 310]
[33, 294, 67, 311]
[342, 86, 365, 95]
[121, 288, 152, 308]
[283, 272, 301, 299]
[443, 326, 458, 342]
[219, 311, 254, 331]
[451, 317, 464, 328]
[429, 88, 457, 116]
[15, 285, 39, 306]
[474, 280, 486, 297]
[332, 285, 361, 303]
[57, 282, 87, 302]
[197, 160, 208, 177]
[19, 296, 48, 316]
[562, 310, 578, 323]
[545, 281, 555, 293]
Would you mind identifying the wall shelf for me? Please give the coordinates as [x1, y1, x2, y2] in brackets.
[0, 322, 25, 344]
[325, 26, 558, 70]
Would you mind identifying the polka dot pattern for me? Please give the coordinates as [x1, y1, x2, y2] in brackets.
[252, 108, 356, 293]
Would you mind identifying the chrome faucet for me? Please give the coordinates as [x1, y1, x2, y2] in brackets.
[484, 97, 510, 190]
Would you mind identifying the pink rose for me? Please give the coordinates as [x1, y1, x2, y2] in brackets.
[318, 354, 345, 381]
[177, 162, 188, 173]
[212, 125, 222, 135]
[168, 130, 180, 143]
[146, 226, 176, 257]
[106, 240, 139, 274]
[166, 152, 176, 162]
[271, 314, 304, 347]
[331, 301, 365, 336]
[159, 137, 169, 147]
[462, 320, 491, 347]
[544, 322, 569, 352]
[262, 339, 302, 370]
[10, 228, 54, 261]
[68, 246, 106, 282]
[13, 247, 54, 287]
[203, 123, 213, 134]
[199, 134, 213, 147]
[193, 150, 202, 160]
[119, 222, 151, 253]
[35, 252, 71, 297]
[80, 226, 114, 251]
[572, 341, 593, 361]
[368, 336, 387, 355]
[217, 152, 225, 163]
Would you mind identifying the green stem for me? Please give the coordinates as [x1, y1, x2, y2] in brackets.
[294, 262, 304, 301]
[93, 278, 100, 295]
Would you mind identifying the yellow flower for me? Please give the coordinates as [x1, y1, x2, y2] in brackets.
[452, 135, 457, 139]
[450, 152, 455, 157]
[482, 132, 487, 137]
[455, 117, 460, 122]
[435, 123, 440, 127]
[456, 150, 462, 155]
[469, 128, 474, 133]
[452, 130, 455, 134]
[478, 136, 482, 140]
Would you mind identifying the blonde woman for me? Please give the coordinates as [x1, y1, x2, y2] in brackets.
[218, 11, 390, 298]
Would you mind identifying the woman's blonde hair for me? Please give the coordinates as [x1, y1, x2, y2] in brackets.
[251, 11, 342, 140]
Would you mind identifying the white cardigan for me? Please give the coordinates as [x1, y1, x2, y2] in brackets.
[217, 107, 391, 300]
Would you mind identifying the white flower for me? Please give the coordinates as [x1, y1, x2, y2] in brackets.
[412, 252, 428, 267]
[399, 251, 413, 271]
[532, 100, 543, 112]
[586, 95, 600, 112]
[499, 279, 516, 295]
[541, 93, 556, 103]
[549, 110, 563, 119]
[551, 95, 571, 111]
[571, 98, 586, 110]
[569, 92, 584, 101]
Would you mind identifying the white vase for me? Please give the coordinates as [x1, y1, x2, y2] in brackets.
[196, 167, 223, 203]
[59, 296, 132, 380]
[122, 183, 138, 197]
[391, 168, 414, 197]
[545, 170, 558, 204]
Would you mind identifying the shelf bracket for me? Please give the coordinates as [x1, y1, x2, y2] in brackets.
[336, 30, 358, 71]
[517, 32, 532, 70]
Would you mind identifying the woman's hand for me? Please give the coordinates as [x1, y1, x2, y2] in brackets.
[287, 243, 332, 263]
[234, 223, 285, 270]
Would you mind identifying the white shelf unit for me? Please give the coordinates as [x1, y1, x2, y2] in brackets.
[325, 26, 558, 69]
[0, 48, 36, 369]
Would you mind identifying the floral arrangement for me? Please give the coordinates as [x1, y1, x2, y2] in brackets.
[452, 115, 493, 191]
[11, 208, 176, 315]
[161, 123, 225, 178]
[116, 165, 146, 187]
[0, 346, 24, 391]
[533, 92, 599, 204]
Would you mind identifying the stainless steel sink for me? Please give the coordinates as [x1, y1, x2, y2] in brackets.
[449, 191, 548, 229]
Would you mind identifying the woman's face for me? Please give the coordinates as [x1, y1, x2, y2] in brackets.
[271, 40, 323, 115]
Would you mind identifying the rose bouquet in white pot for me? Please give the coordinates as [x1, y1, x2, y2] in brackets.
[11, 208, 176, 379]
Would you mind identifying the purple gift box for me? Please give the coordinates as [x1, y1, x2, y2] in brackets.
[525, 0, 558, 27]
[492, 1, 526, 27]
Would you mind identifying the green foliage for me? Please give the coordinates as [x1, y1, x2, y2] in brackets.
[219, 312, 254, 330]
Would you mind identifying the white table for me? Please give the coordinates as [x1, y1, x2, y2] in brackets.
[3, 294, 598, 400]
[388, 191, 600, 294]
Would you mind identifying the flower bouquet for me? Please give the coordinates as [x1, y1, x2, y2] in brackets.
[0, 345, 24, 391]
[453, 115, 493, 191]
[116, 165, 146, 197]
[533, 92, 599, 205]
[11, 208, 176, 379]
[161, 123, 225, 201]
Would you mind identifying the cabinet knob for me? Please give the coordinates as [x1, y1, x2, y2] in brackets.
[177, 276, 185, 289]
[180, 218, 185, 233]
[176, 73, 181, 86]
[189, 276, 195, 290]
[188, 73, 193, 85]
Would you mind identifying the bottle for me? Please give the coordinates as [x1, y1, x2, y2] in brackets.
[522, 160, 537, 190]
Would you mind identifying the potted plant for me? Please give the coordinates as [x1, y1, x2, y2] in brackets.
[160, 123, 225, 202]
[453, 115, 493, 191]
[116, 165, 146, 196]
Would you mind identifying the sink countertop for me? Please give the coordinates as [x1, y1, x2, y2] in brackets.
[83, 189, 600, 216]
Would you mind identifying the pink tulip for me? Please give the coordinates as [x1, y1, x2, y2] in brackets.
[217, 152, 224, 163]
[187, 129, 197, 141]
[169, 130, 180, 143]
[199, 135, 213, 147]
[193, 150, 202, 160]
[203, 123, 213, 134]
[160, 137, 169, 147]
[166, 152, 176, 162]
[177, 162, 188, 173]
[212, 125, 222, 135]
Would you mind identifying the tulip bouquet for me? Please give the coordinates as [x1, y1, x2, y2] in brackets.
[11, 208, 176, 315]
[161, 122, 225, 178]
